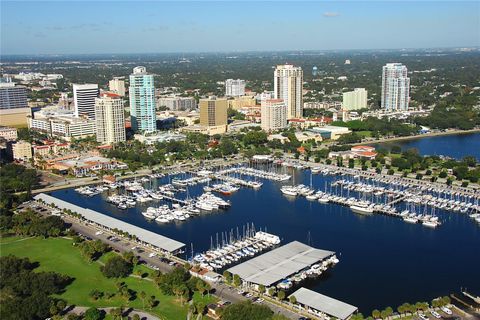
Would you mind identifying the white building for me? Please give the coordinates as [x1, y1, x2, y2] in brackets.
[256, 91, 275, 105]
[342, 88, 367, 110]
[225, 79, 246, 97]
[12, 140, 32, 161]
[261, 99, 287, 132]
[73, 83, 99, 119]
[274, 64, 303, 119]
[109, 77, 126, 96]
[157, 96, 196, 111]
[381, 63, 410, 112]
[28, 108, 96, 141]
[0, 126, 18, 141]
[95, 93, 126, 145]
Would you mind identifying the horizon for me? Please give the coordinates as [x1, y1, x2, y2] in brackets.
[1, 1, 479, 55]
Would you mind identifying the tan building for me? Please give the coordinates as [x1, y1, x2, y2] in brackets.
[0, 126, 18, 141]
[109, 77, 126, 96]
[274, 64, 303, 119]
[95, 93, 126, 145]
[261, 99, 287, 132]
[199, 97, 227, 133]
[227, 96, 256, 110]
[343, 88, 367, 110]
[181, 124, 226, 136]
[12, 140, 32, 161]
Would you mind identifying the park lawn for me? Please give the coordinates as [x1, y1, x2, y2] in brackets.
[357, 130, 372, 137]
[0, 236, 187, 320]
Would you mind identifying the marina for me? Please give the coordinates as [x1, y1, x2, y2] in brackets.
[50, 162, 480, 313]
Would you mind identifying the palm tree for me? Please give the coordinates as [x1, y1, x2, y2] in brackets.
[372, 309, 381, 319]
[139, 291, 146, 309]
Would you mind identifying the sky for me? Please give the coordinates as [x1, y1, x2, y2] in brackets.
[1, 1, 479, 55]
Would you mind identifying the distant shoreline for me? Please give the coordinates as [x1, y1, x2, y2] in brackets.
[355, 128, 480, 146]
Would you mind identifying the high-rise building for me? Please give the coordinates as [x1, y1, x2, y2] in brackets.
[0, 82, 30, 127]
[381, 63, 410, 112]
[129, 66, 156, 132]
[109, 77, 126, 96]
[0, 82, 28, 110]
[157, 96, 196, 111]
[274, 64, 303, 119]
[95, 93, 126, 145]
[312, 66, 318, 77]
[261, 99, 287, 132]
[342, 88, 368, 110]
[73, 84, 99, 119]
[199, 96, 228, 127]
[225, 79, 246, 97]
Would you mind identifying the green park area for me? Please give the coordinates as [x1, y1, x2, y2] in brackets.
[0, 236, 215, 320]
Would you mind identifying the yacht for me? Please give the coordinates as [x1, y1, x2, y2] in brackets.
[350, 202, 374, 215]
[281, 186, 298, 197]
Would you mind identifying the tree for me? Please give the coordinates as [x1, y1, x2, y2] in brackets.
[139, 291, 147, 309]
[223, 270, 232, 283]
[289, 295, 297, 304]
[233, 274, 241, 287]
[101, 256, 132, 278]
[222, 301, 273, 320]
[84, 307, 104, 320]
[267, 287, 275, 296]
[372, 309, 381, 319]
[277, 290, 286, 300]
[258, 284, 265, 294]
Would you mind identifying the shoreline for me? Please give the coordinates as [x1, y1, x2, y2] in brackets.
[355, 128, 480, 146]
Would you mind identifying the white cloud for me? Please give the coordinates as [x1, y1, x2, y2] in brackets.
[323, 12, 340, 18]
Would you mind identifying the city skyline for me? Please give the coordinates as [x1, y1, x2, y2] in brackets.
[1, 1, 479, 55]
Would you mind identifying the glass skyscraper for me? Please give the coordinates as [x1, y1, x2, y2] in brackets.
[381, 63, 410, 112]
[129, 66, 156, 132]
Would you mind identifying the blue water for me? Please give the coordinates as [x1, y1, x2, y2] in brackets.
[51, 168, 480, 313]
[372, 132, 480, 160]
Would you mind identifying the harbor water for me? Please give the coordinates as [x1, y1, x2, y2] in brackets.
[50, 167, 480, 313]
[371, 132, 480, 160]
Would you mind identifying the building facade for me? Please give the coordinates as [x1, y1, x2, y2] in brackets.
[261, 99, 287, 132]
[381, 63, 410, 112]
[0, 82, 30, 126]
[342, 88, 368, 110]
[227, 96, 256, 110]
[73, 83, 99, 119]
[225, 79, 246, 97]
[95, 93, 126, 145]
[0, 126, 18, 141]
[129, 66, 156, 132]
[109, 77, 126, 96]
[274, 64, 303, 119]
[199, 97, 228, 129]
[12, 140, 32, 161]
[157, 96, 196, 111]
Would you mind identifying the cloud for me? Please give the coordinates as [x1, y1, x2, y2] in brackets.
[323, 12, 340, 18]
[142, 25, 169, 32]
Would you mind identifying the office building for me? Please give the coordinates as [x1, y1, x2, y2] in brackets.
[227, 96, 256, 110]
[73, 84, 99, 119]
[381, 63, 410, 112]
[129, 66, 156, 132]
[261, 99, 287, 132]
[28, 108, 96, 141]
[157, 96, 196, 111]
[95, 93, 126, 145]
[0, 126, 18, 141]
[225, 79, 246, 97]
[199, 96, 228, 128]
[274, 64, 303, 119]
[109, 77, 126, 96]
[0, 82, 30, 126]
[342, 88, 368, 110]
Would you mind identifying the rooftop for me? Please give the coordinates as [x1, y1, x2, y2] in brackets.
[289, 287, 358, 320]
[227, 241, 334, 286]
[34, 193, 185, 253]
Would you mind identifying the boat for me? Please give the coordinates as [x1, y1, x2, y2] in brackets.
[350, 203, 374, 215]
[281, 186, 297, 197]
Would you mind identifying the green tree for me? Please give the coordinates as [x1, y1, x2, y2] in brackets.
[277, 290, 286, 300]
[84, 307, 104, 320]
[289, 295, 297, 304]
[372, 309, 381, 319]
[101, 256, 132, 278]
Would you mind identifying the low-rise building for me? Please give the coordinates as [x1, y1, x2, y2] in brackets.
[329, 145, 377, 160]
[47, 155, 127, 177]
[227, 96, 256, 110]
[134, 132, 186, 145]
[0, 126, 18, 141]
[288, 116, 333, 129]
[11, 140, 32, 161]
[32, 142, 70, 159]
[180, 124, 226, 136]
[227, 120, 260, 132]
[309, 125, 351, 140]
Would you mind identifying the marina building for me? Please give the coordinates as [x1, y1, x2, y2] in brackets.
[288, 287, 358, 320]
[227, 241, 335, 288]
[199, 96, 228, 134]
[274, 64, 303, 119]
[381, 63, 410, 112]
[108, 77, 126, 96]
[73, 83, 99, 119]
[129, 66, 156, 132]
[225, 79, 246, 97]
[0, 82, 30, 126]
[157, 95, 196, 111]
[34, 193, 185, 254]
[261, 99, 287, 132]
[94, 93, 126, 145]
[342, 88, 368, 110]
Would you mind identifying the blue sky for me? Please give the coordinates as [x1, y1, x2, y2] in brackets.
[1, 1, 479, 55]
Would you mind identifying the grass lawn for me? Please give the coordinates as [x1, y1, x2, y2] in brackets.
[357, 130, 372, 138]
[0, 236, 190, 320]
